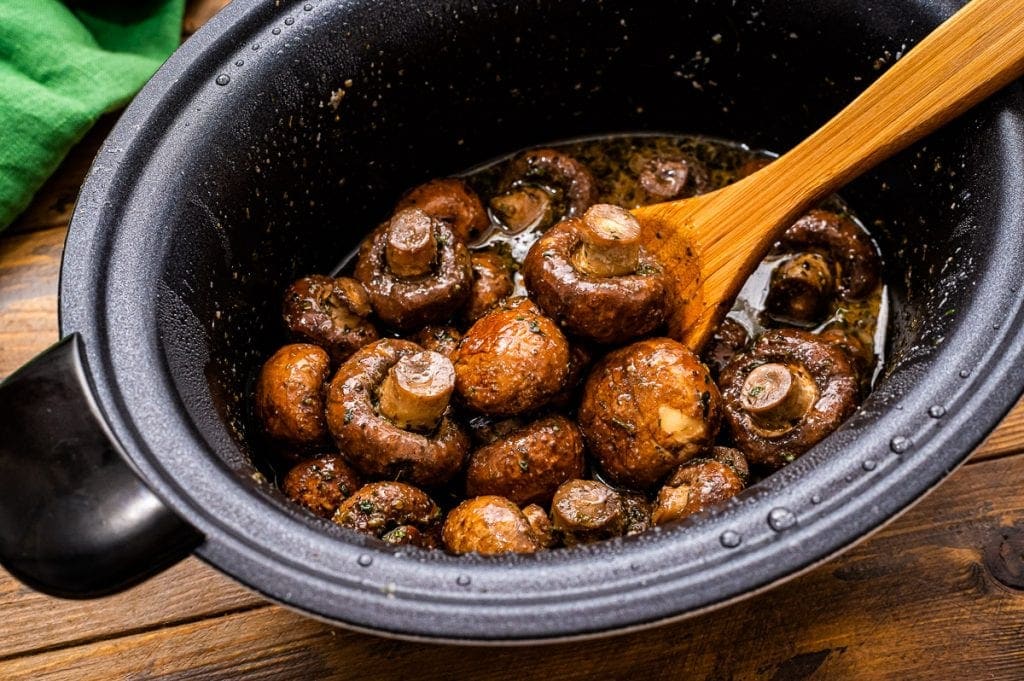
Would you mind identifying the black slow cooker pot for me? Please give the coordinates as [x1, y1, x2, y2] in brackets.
[2, 0, 1024, 642]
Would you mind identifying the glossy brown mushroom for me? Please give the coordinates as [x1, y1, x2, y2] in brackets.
[780, 209, 881, 299]
[522, 205, 668, 345]
[651, 458, 746, 526]
[281, 454, 361, 519]
[282, 275, 379, 363]
[819, 326, 875, 383]
[381, 524, 437, 549]
[354, 208, 472, 331]
[464, 250, 515, 323]
[550, 479, 625, 547]
[326, 339, 469, 486]
[522, 503, 556, 548]
[701, 317, 750, 378]
[465, 414, 585, 506]
[334, 481, 442, 548]
[719, 329, 860, 468]
[442, 496, 543, 555]
[454, 297, 571, 415]
[621, 492, 653, 537]
[763, 252, 837, 326]
[395, 177, 489, 243]
[578, 338, 722, 489]
[411, 324, 462, 364]
[255, 344, 331, 449]
[631, 152, 709, 203]
[491, 148, 598, 232]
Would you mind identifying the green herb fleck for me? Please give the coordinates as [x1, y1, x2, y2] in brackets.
[518, 458, 530, 473]
[357, 500, 376, 514]
[528, 320, 543, 334]
[635, 262, 660, 276]
[747, 385, 764, 399]
[344, 408, 354, 425]
[610, 417, 636, 435]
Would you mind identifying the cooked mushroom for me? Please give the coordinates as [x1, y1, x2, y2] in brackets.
[381, 525, 437, 549]
[326, 339, 469, 486]
[522, 503, 556, 548]
[710, 445, 750, 484]
[550, 479, 625, 546]
[465, 414, 585, 506]
[442, 496, 543, 555]
[631, 152, 708, 203]
[464, 250, 515, 323]
[719, 329, 860, 468]
[621, 492, 653, 536]
[411, 324, 462, 364]
[522, 204, 668, 344]
[651, 458, 746, 526]
[780, 209, 880, 299]
[354, 207, 472, 331]
[763, 252, 837, 326]
[546, 342, 595, 409]
[578, 338, 722, 489]
[454, 297, 571, 415]
[281, 275, 379, 363]
[701, 317, 750, 378]
[490, 148, 598, 232]
[334, 481, 442, 548]
[255, 344, 331, 449]
[281, 454, 361, 518]
[395, 177, 489, 243]
[819, 326, 875, 382]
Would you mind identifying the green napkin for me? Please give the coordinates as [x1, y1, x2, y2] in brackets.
[0, 0, 185, 230]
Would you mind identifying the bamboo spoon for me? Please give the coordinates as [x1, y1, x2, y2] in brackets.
[633, 0, 1024, 350]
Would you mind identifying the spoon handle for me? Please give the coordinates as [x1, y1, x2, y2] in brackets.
[752, 0, 1024, 218]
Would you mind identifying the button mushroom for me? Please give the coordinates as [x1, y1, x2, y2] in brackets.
[395, 177, 490, 243]
[578, 338, 722, 489]
[702, 317, 750, 378]
[454, 297, 571, 415]
[522, 204, 669, 345]
[631, 152, 708, 204]
[354, 207, 472, 331]
[550, 479, 626, 546]
[410, 324, 462, 364]
[465, 414, 585, 506]
[334, 481, 442, 549]
[763, 252, 837, 326]
[464, 250, 515, 323]
[282, 454, 361, 519]
[719, 329, 860, 468]
[326, 339, 470, 487]
[255, 344, 331, 449]
[780, 209, 881, 300]
[651, 454, 748, 526]
[442, 496, 543, 555]
[281, 275, 379, 363]
[490, 148, 598, 232]
[521, 503, 556, 548]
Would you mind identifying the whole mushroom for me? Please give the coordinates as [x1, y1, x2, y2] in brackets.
[282, 275, 378, 363]
[763, 252, 837, 326]
[442, 496, 543, 555]
[522, 204, 669, 345]
[326, 339, 470, 487]
[354, 207, 472, 331]
[255, 344, 331, 449]
[465, 414, 585, 506]
[282, 453, 361, 518]
[719, 329, 860, 468]
[550, 479, 626, 546]
[630, 152, 708, 204]
[521, 503, 556, 548]
[464, 250, 515, 324]
[395, 177, 489, 244]
[454, 297, 571, 415]
[651, 452, 748, 526]
[578, 338, 722, 489]
[490, 148, 598, 232]
[334, 481, 442, 549]
[780, 209, 881, 299]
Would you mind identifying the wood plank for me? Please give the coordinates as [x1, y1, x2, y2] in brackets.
[184, 0, 233, 38]
[2, 454, 1022, 680]
[973, 397, 1024, 462]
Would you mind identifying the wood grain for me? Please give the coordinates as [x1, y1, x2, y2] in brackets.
[2, 454, 1022, 680]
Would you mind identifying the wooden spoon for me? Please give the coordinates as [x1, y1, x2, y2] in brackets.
[633, 0, 1024, 350]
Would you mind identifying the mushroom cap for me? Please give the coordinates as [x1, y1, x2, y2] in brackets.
[395, 177, 489, 243]
[631, 153, 709, 204]
[781, 209, 880, 299]
[282, 454, 361, 519]
[498, 148, 598, 221]
[701, 317, 750, 378]
[578, 337, 722, 489]
[282, 275, 378, 363]
[255, 343, 331, 449]
[651, 459, 745, 526]
[719, 329, 860, 468]
[454, 298, 571, 415]
[464, 250, 515, 324]
[522, 218, 668, 345]
[521, 503, 556, 548]
[442, 496, 542, 555]
[354, 217, 472, 331]
[550, 479, 626, 546]
[326, 339, 470, 487]
[465, 414, 585, 506]
[334, 481, 442, 541]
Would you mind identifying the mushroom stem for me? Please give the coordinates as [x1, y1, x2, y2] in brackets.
[386, 208, 438, 278]
[573, 204, 642, 277]
[378, 351, 455, 432]
[740, 362, 818, 426]
[490, 186, 552, 234]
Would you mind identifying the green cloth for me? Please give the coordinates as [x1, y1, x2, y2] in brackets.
[0, 0, 185, 229]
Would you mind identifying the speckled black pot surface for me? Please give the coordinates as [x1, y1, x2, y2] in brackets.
[51, 0, 1024, 640]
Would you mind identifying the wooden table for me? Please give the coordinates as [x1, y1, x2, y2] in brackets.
[2, 3, 1024, 679]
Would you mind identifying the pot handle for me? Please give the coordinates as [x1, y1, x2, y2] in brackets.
[0, 334, 202, 598]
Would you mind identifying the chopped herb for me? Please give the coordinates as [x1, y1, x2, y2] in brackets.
[528, 320, 543, 334]
[357, 500, 376, 514]
[518, 458, 530, 473]
[344, 408, 354, 425]
[610, 416, 636, 434]
[943, 309, 956, 317]
[747, 385, 764, 399]
[635, 262, 660, 276]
